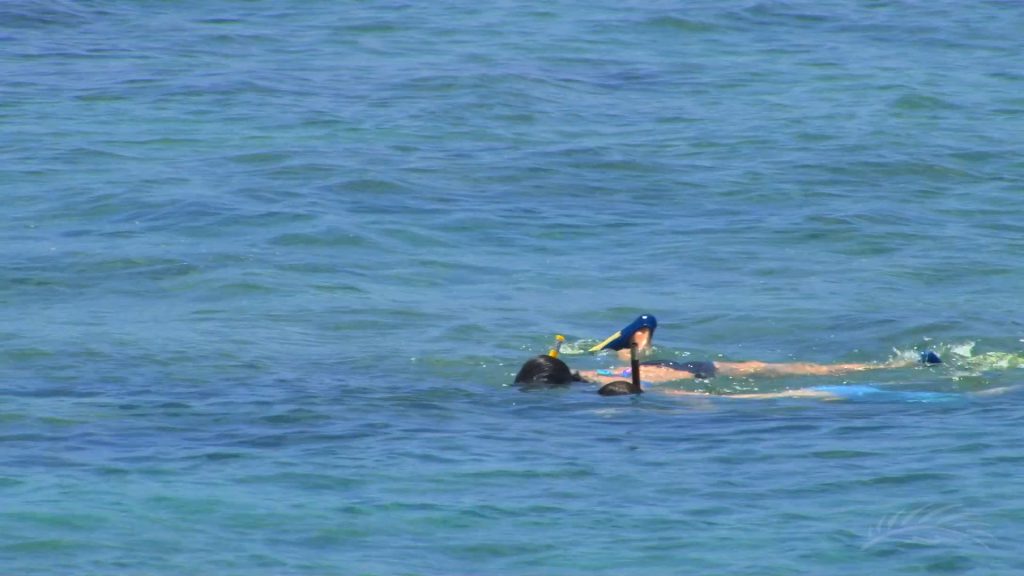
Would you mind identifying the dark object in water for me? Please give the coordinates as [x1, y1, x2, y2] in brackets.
[514, 355, 582, 388]
[599, 343, 642, 396]
[597, 379, 638, 396]
[920, 350, 943, 365]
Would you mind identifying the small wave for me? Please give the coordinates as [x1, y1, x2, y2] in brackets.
[891, 93, 961, 111]
[643, 15, 719, 33]
[268, 230, 370, 248]
[0, 0, 90, 29]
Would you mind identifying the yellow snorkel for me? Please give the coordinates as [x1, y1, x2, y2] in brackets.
[547, 334, 566, 358]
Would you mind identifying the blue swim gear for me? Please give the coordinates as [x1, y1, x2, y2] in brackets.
[810, 384, 960, 403]
[589, 314, 657, 352]
[810, 385, 883, 397]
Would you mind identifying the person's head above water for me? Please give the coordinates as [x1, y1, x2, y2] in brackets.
[589, 314, 657, 359]
[514, 355, 584, 387]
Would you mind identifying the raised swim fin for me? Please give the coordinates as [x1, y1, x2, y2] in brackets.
[588, 314, 657, 352]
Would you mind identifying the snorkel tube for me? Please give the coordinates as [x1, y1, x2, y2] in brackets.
[547, 334, 565, 358]
[598, 342, 643, 396]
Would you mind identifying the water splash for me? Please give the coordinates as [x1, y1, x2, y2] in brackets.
[892, 341, 1024, 375]
[557, 339, 594, 356]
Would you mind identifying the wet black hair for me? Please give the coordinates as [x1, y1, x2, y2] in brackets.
[514, 355, 584, 387]
[597, 379, 638, 396]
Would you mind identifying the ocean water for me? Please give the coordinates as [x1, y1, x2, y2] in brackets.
[3, 1, 1024, 574]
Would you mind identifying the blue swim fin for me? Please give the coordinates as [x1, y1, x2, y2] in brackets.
[920, 350, 943, 365]
[589, 314, 657, 352]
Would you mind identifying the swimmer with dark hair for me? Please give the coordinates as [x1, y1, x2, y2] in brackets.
[513, 344, 641, 396]
[514, 334, 587, 388]
[513, 317, 948, 400]
[513, 354, 585, 387]
[580, 314, 941, 386]
[513, 334, 642, 395]
[513, 351, 958, 400]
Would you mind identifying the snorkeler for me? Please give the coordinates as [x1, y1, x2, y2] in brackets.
[514, 334, 587, 387]
[580, 314, 942, 386]
[511, 343, 951, 400]
[513, 342, 641, 395]
[511, 315, 947, 401]
[513, 354, 585, 387]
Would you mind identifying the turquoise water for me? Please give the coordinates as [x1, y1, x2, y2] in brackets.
[3, 1, 1024, 573]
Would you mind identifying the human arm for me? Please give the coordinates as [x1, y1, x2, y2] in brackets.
[578, 364, 697, 385]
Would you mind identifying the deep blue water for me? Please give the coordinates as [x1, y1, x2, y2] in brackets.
[3, 1, 1024, 574]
